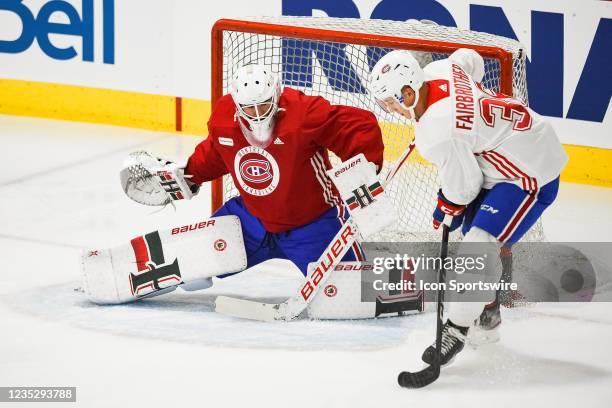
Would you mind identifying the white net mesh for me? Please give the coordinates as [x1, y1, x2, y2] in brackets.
[214, 17, 542, 242]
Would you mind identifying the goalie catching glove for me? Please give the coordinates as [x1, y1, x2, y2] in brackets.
[120, 151, 199, 206]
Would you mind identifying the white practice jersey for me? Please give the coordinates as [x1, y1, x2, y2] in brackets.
[415, 49, 568, 205]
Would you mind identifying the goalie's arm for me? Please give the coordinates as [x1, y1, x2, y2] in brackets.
[303, 96, 385, 172]
[184, 131, 229, 185]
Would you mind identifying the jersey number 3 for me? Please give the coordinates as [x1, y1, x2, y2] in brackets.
[479, 97, 532, 131]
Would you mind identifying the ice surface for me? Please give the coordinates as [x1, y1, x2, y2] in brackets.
[1, 115, 612, 407]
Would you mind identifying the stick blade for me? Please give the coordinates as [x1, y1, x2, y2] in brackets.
[397, 365, 440, 389]
[214, 296, 285, 322]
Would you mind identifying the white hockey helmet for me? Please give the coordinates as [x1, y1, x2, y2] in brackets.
[230, 64, 281, 148]
[369, 50, 425, 119]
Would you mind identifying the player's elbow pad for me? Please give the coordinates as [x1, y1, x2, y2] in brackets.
[449, 48, 485, 82]
[443, 174, 483, 205]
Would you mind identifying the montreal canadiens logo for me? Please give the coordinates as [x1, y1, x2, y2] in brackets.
[324, 284, 338, 298]
[381, 64, 391, 74]
[234, 146, 280, 196]
[240, 159, 272, 183]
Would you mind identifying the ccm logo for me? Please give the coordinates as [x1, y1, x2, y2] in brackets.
[300, 223, 355, 301]
[440, 204, 463, 216]
[480, 204, 499, 214]
[171, 220, 216, 235]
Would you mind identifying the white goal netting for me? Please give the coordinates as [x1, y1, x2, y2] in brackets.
[214, 17, 543, 242]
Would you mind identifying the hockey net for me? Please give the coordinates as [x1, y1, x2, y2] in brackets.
[211, 17, 543, 242]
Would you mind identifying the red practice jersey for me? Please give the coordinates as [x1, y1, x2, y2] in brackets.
[186, 87, 384, 233]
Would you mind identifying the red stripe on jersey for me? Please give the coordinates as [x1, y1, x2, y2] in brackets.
[318, 153, 343, 208]
[315, 152, 339, 207]
[310, 155, 334, 207]
[488, 151, 527, 178]
[498, 193, 537, 242]
[484, 152, 520, 178]
[348, 202, 359, 211]
[487, 151, 531, 189]
[130, 236, 150, 272]
[481, 153, 512, 178]
[313, 152, 346, 229]
[482, 151, 538, 193]
[488, 151, 538, 192]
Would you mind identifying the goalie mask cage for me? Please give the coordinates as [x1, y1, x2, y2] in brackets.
[210, 17, 543, 242]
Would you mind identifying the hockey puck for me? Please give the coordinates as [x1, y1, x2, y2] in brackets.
[560, 269, 584, 293]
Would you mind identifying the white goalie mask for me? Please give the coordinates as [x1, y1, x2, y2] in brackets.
[369, 50, 424, 121]
[230, 64, 281, 148]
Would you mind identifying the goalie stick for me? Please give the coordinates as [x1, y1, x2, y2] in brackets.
[397, 224, 449, 388]
[214, 142, 416, 321]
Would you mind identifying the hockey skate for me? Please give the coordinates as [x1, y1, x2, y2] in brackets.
[468, 301, 502, 347]
[421, 320, 469, 366]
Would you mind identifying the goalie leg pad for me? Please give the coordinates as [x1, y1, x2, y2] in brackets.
[82, 215, 247, 304]
[306, 262, 423, 320]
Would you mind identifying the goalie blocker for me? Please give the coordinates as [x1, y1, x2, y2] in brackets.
[326, 153, 397, 239]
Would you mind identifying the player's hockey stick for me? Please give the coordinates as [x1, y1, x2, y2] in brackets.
[214, 142, 417, 321]
[397, 224, 449, 388]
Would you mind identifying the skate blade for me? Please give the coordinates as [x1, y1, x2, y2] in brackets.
[468, 326, 500, 348]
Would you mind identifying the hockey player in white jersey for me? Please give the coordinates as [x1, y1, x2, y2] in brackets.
[369, 48, 568, 365]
